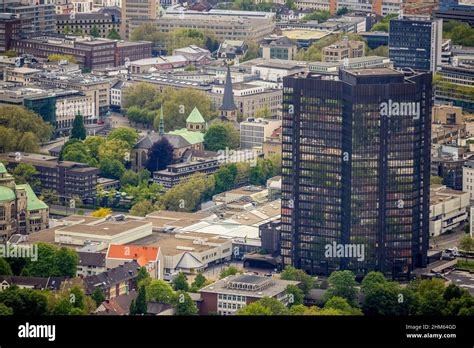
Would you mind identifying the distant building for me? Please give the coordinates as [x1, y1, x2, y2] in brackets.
[0, 13, 23, 53]
[462, 160, 474, 200]
[262, 126, 282, 158]
[260, 37, 298, 61]
[240, 118, 282, 149]
[56, 11, 121, 37]
[217, 40, 247, 62]
[199, 274, 300, 315]
[77, 251, 106, 277]
[0, 163, 49, 241]
[153, 158, 220, 190]
[106, 244, 163, 279]
[359, 31, 389, 49]
[84, 260, 140, 299]
[430, 185, 469, 237]
[434, 65, 474, 112]
[389, 15, 443, 72]
[0, 152, 100, 201]
[322, 39, 365, 63]
[172, 45, 212, 66]
[3, 1, 56, 34]
[432, 104, 464, 125]
[0, 275, 65, 291]
[121, 0, 160, 38]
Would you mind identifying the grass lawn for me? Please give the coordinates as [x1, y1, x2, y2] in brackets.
[456, 260, 474, 271]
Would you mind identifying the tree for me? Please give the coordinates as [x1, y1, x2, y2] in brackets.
[0, 287, 48, 315]
[204, 123, 239, 151]
[237, 302, 273, 315]
[61, 141, 94, 165]
[107, 127, 139, 149]
[166, 28, 214, 53]
[249, 158, 276, 185]
[99, 158, 126, 179]
[286, 284, 305, 306]
[71, 113, 86, 140]
[91, 207, 112, 218]
[146, 280, 175, 304]
[130, 23, 168, 48]
[22, 243, 78, 277]
[325, 296, 363, 315]
[240, 41, 259, 62]
[90, 25, 100, 38]
[336, 7, 349, 16]
[130, 200, 158, 217]
[56, 247, 80, 277]
[370, 14, 398, 32]
[0, 303, 13, 315]
[190, 272, 208, 292]
[368, 45, 389, 57]
[107, 28, 121, 40]
[174, 290, 198, 315]
[0, 258, 13, 275]
[459, 235, 474, 261]
[237, 297, 289, 315]
[131, 285, 147, 315]
[443, 20, 474, 46]
[161, 173, 215, 211]
[255, 106, 272, 118]
[84, 136, 106, 161]
[172, 272, 189, 291]
[280, 267, 314, 294]
[219, 266, 242, 279]
[409, 279, 446, 315]
[120, 170, 140, 187]
[48, 54, 78, 64]
[91, 287, 106, 306]
[146, 138, 174, 172]
[323, 270, 358, 305]
[98, 139, 129, 163]
[214, 164, 238, 194]
[0, 106, 52, 152]
[302, 10, 331, 22]
[123, 82, 161, 110]
[136, 267, 151, 286]
[12, 163, 40, 190]
[361, 271, 386, 296]
[158, 88, 216, 131]
[285, 0, 297, 10]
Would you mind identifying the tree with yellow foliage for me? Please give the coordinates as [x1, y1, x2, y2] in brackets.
[91, 207, 112, 218]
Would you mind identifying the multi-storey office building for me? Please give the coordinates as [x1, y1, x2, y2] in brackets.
[389, 15, 443, 72]
[280, 68, 432, 279]
[56, 11, 121, 37]
[0, 152, 100, 201]
[0, 13, 23, 52]
[4, 1, 55, 34]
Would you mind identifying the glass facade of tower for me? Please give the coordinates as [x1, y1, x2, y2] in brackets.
[281, 69, 432, 279]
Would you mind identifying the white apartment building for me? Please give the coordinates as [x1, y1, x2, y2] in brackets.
[462, 160, 474, 200]
[55, 92, 94, 132]
[430, 185, 470, 237]
[240, 118, 282, 149]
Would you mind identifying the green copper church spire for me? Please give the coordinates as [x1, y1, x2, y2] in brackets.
[159, 107, 165, 135]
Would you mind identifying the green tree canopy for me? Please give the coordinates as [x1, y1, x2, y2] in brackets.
[12, 163, 40, 190]
[107, 28, 121, 40]
[323, 270, 358, 305]
[146, 138, 174, 172]
[280, 266, 314, 294]
[99, 158, 126, 180]
[71, 113, 86, 140]
[146, 279, 175, 304]
[219, 265, 242, 279]
[172, 272, 189, 291]
[107, 127, 139, 149]
[0, 258, 13, 275]
[129, 200, 159, 217]
[91, 287, 106, 306]
[204, 123, 239, 151]
[174, 290, 198, 315]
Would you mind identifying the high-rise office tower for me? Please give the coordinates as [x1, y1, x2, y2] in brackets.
[389, 15, 443, 72]
[281, 68, 432, 279]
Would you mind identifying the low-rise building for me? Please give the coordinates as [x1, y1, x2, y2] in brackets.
[199, 274, 300, 315]
[432, 104, 464, 125]
[240, 118, 282, 149]
[322, 39, 365, 63]
[83, 260, 140, 299]
[77, 251, 106, 277]
[462, 160, 474, 200]
[172, 45, 212, 66]
[153, 158, 220, 190]
[260, 37, 298, 61]
[106, 244, 163, 279]
[0, 276, 65, 292]
[262, 126, 282, 158]
[430, 185, 469, 236]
